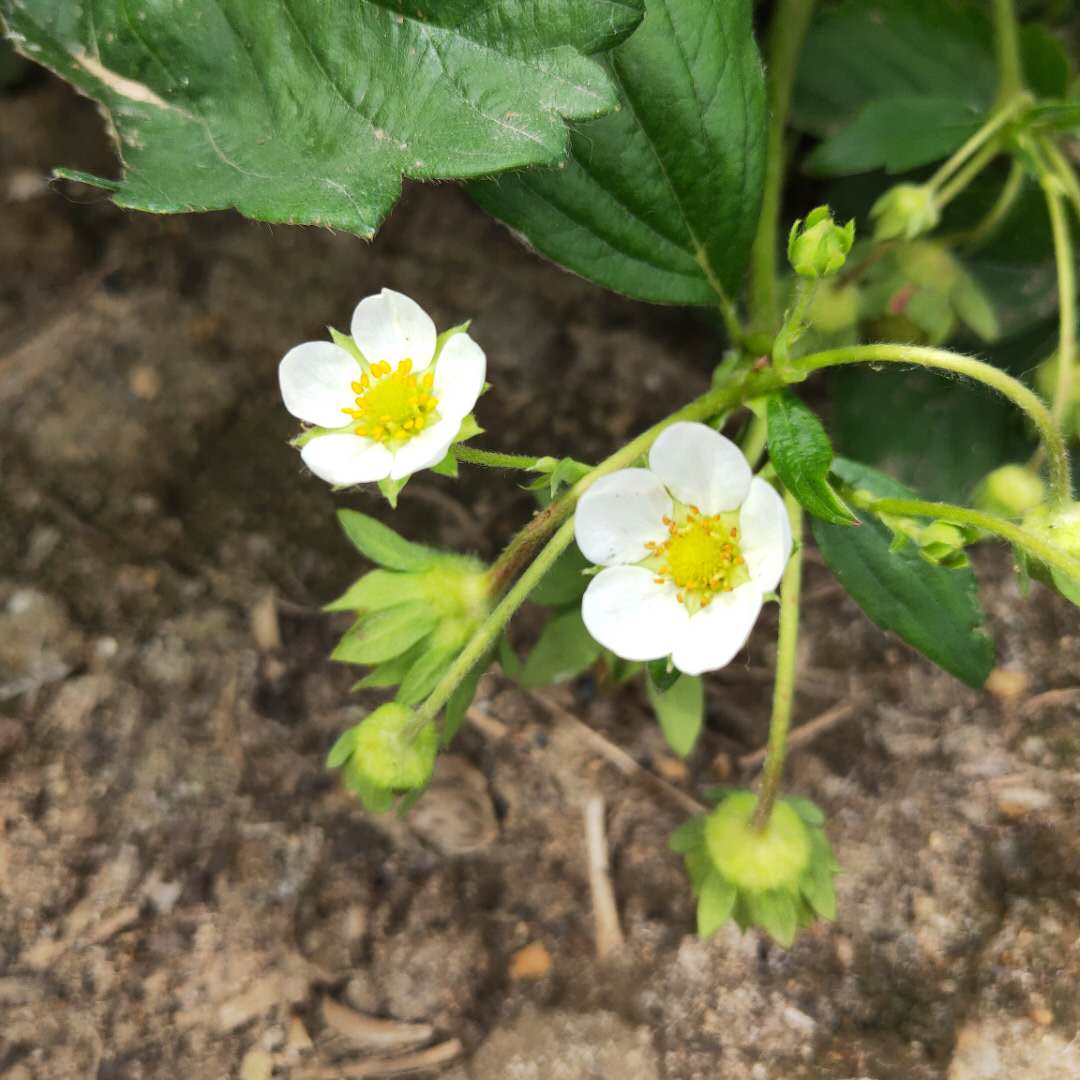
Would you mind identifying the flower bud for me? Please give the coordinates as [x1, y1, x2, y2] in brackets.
[917, 522, 971, 570]
[1022, 502, 1080, 605]
[787, 206, 855, 279]
[870, 184, 940, 241]
[974, 465, 1046, 520]
[330, 703, 438, 811]
[705, 791, 810, 891]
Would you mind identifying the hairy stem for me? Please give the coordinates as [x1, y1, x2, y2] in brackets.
[859, 497, 1080, 586]
[1043, 176, 1077, 431]
[454, 446, 546, 471]
[748, 0, 817, 331]
[936, 141, 1001, 209]
[796, 344, 1072, 505]
[412, 516, 578, 732]
[752, 491, 804, 832]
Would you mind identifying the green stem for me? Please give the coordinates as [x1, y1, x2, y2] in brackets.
[1040, 138, 1080, 221]
[925, 93, 1029, 196]
[959, 158, 1024, 249]
[412, 516, 578, 732]
[860, 497, 1080, 586]
[773, 277, 817, 372]
[455, 446, 545, 470]
[740, 410, 770, 471]
[748, 0, 817, 331]
[796, 344, 1072, 505]
[752, 491, 803, 832]
[935, 140, 1001, 209]
[991, 0, 1025, 105]
[485, 366, 789, 595]
[1043, 175, 1077, 431]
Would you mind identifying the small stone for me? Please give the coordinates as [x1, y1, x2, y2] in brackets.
[129, 365, 162, 401]
[655, 755, 689, 783]
[1029, 1006, 1053, 1027]
[510, 942, 553, 981]
[711, 752, 733, 781]
[239, 1049, 273, 1080]
[985, 668, 1029, 703]
[996, 787, 1054, 818]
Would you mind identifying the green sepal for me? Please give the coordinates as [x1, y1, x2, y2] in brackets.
[351, 644, 423, 690]
[396, 643, 459, 707]
[433, 321, 471, 363]
[378, 476, 409, 509]
[669, 816, 707, 855]
[430, 450, 459, 479]
[324, 569, 428, 613]
[329, 327, 367, 365]
[326, 725, 362, 769]
[344, 768, 395, 815]
[783, 794, 825, 827]
[453, 413, 484, 445]
[336, 510, 439, 571]
[697, 873, 738, 938]
[442, 649, 493, 749]
[749, 889, 798, 948]
[331, 603, 437, 665]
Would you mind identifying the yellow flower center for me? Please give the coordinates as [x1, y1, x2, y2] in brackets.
[645, 505, 748, 609]
[341, 359, 439, 444]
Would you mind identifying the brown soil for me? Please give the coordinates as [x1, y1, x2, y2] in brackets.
[1, 77, 1078, 1080]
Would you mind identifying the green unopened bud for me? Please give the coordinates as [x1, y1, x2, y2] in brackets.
[787, 206, 855, 278]
[870, 184, 940, 241]
[1022, 502, 1080, 605]
[974, 465, 1046, 520]
[329, 703, 438, 811]
[917, 521, 971, 569]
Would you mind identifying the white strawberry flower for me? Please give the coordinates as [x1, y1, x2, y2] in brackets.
[574, 422, 793, 676]
[279, 289, 486, 485]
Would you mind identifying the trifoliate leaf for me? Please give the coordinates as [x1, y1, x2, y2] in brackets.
[7, 0, 645, 236]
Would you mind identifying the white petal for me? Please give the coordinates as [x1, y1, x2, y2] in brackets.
[574, 469, 672, 567]
[350, 289, 436, 370]
[581, 567, 690, 662]
[739, 477, 793, 593]
[279, 342, 358, 427]
[432, 332, 486, 421]
[388, 416, 459, 480]
[300, 434, 393, 485]
[648, 421, 752, 513]
[671, 585, 763, 676]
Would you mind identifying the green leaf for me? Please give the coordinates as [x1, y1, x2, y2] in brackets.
[646, 674, 704, 759]
[6, 0, 644, 236]
[471, 0, 766, 305]
[325, 569, 427, 613]
[326, 725, 361, 769]
[331, 603, 436, 665]
[811, 459, 994, 688]
[804, 96, 982, 177]
[697, 873, 737, 938]
[767, 393, 857, 526]
[783, 794, 825, 828]
[528, 543, 591, 606]
[336, 510, 438, 571]
[520, 608, 602, 689]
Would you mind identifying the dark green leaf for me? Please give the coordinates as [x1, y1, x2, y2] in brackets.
[520, 608, 602, 689]
[6, 0, 643, 236]
[767, 393, 857, 526]
[646, 674, 704, 759]
[528, 543, 591, 606]
[811, 459, 994, 687]
[471, 0, 766, 305]
[831, 368, 1032, 502]
[646, 657, 680, 694]
[697, 873, 737, 938]
[331, 603, 436, 665]
[804, 96, 982, 177]
[337, 510, 438, 571]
